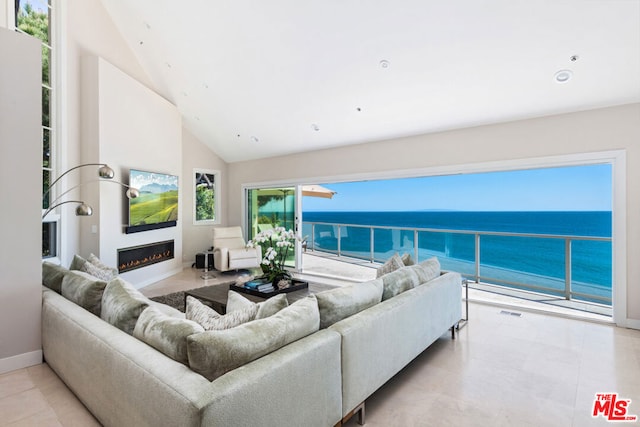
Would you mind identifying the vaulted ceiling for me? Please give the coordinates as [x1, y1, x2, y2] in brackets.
[100, 0, 640, 163]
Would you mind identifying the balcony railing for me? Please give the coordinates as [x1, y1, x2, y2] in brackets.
[301, 221, 612, 305]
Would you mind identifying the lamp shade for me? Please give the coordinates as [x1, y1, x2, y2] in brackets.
[98, 165, 115, 179]
[75, 203, 93, 216]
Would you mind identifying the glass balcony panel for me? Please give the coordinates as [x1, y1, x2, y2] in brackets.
[571, 239, 612, 303]
[479, 235, 566, 296]
[340, 225, 371, 260]
[417, 231, 476, 276]
[312, 223, 338, 253]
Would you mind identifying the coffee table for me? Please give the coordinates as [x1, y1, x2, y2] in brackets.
[184, 280, 335, 314]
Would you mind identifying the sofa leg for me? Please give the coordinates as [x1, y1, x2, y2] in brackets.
[451, 324, 456, 340]
[341, 402, 366, 425]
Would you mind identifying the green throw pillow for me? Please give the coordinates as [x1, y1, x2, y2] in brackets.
[42, 261, 68, 293]
[69, 254, 87, 271]
[187, 295, 320, 381]
[133, 306, 204, 364]
[412, 257, 441, 284]
[380, 266, 421, 301]
[316, 279, 383, 329]
[60, 270, 108, 316]
[376, 253, 404, 278]
[100, 277, 149, 335]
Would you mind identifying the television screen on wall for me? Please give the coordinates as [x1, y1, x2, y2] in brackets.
[126, 169, 178, 233]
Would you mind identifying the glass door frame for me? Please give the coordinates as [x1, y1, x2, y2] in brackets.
[243, 184, 303, 272]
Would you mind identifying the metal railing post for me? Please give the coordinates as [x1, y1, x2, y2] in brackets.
[565, 238, 572, 300]
[370, 227, 375, 262]
[337, 225, 341, 256]
[474, 233, 480, 283]
[311, 223, 315, 251]
[414, 229, 419, 262]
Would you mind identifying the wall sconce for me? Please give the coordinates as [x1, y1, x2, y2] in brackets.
[42, 163, 139, 219]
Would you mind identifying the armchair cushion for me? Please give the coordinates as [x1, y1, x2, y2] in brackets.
[212, 226, 261, 272]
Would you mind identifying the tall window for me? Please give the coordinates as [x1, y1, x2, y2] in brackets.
[14, 0, 55, 256]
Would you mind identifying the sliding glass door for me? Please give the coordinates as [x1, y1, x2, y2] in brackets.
[246, 187, 300, 269]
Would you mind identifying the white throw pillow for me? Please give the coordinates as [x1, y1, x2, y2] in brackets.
[186, 296, 258, 330]
[226, 291, 289, 319]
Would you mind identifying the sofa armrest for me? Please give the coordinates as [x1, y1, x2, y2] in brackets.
[330, 272, 462, 416]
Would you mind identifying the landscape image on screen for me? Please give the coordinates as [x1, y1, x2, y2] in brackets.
[129, 170, 179, 226]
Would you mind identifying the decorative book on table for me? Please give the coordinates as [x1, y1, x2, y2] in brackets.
[244, 279, 274, 292]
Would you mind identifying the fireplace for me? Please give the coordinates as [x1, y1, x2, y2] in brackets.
[118, 240, 174, 273]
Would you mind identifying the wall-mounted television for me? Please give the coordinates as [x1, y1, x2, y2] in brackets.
[125, 169, 179, 234]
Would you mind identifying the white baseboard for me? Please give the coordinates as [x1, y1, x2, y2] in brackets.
[0, 350, 43, 375]
[620, 318, 640, 330]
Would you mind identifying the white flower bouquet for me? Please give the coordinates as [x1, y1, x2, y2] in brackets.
[246, 227, 299, 283]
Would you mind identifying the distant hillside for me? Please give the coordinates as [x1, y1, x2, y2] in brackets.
[140, 182, 178, 194]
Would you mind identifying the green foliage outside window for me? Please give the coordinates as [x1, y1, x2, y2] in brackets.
[196, 185, 215, 221]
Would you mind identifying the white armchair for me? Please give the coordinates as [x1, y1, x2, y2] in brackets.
[212, 226, 262, 272]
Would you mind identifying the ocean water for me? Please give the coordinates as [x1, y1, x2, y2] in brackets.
[300, 211, 612, 304]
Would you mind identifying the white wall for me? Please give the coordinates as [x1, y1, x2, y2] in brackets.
[62, 0, 157, 267]
[81, 56, 183, 288]
[0, 28, 43, 373]
[182, 128, 228, 266]
[227, 104, 640, 325]
[0, 1, 7, 28]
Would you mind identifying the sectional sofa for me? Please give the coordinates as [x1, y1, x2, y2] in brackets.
[41, 256, 461, 426]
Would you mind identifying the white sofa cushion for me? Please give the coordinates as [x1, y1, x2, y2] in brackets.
[186, 296, 258, 330]
[187, 295, 320, 381]
[226, 290, 289, 319]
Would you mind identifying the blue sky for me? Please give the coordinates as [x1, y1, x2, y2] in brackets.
[302, 164, 612, 212]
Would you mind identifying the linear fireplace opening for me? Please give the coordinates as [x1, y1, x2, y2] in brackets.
[118, 240, 174, 273]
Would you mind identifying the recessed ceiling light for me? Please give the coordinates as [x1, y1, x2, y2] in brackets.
[251, 136, 260, 143]
[554, 69, 573, 84]
[311, 124, 320, 131]
[379, 60, 390, 69]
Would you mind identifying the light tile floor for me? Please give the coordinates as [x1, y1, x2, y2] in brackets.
[4, 263, 639, 426]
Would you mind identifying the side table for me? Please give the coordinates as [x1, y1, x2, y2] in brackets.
[200, 250, 215, 280]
